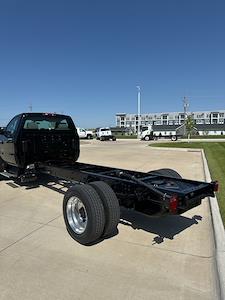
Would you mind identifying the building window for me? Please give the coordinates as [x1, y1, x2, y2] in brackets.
[196, 120, 204, 124]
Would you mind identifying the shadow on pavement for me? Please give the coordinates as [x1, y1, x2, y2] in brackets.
[120, 207, 202, 244]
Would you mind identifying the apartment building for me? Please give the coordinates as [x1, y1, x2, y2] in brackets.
[116, 110, 225, 135]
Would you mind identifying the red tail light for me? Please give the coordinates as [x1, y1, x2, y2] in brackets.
[214, 181, 219, 192]
[169, 195, 178, 213]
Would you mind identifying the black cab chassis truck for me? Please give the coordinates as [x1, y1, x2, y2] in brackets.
[0, 113, 218, 245]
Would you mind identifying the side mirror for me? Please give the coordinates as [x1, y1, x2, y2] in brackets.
[0, 127, 5, 135]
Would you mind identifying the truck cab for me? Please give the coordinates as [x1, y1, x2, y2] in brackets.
[96, 127, 116, 141]
[0, 113, 80, 174]
[140, 125, 154, 141]
[77, 128, 93, 139]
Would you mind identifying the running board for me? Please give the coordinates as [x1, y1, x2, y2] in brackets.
[0, 171, 17, 178]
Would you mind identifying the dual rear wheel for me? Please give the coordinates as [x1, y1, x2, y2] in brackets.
[63, 181, 120, 245]
[148, 168, 182, 179]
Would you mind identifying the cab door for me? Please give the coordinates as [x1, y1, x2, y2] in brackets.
[0, 115, 21, 165]
[78, 128, 86, 138]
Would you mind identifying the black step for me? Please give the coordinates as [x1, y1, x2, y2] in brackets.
[0, 171, 17, 178]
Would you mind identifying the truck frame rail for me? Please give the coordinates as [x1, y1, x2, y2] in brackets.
[36, 161, 216, 214]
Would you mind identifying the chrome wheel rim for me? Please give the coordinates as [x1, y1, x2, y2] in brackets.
[66, 196, 88, 234]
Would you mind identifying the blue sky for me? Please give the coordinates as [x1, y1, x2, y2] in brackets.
[0, 0, 224, 128]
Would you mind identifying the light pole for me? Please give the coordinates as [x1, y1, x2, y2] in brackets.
[136, 86, 141, 138]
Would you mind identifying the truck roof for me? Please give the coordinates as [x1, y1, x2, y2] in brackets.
[18, 112, 71, 118]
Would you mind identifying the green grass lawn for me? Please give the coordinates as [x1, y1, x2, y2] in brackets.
[150, 142, 225, 225]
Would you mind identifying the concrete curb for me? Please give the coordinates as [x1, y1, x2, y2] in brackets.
[149, 146, 202, 152]
[201, 149, 225, 300]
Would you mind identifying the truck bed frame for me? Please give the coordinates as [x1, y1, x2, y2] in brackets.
[12, 160, 215, 214]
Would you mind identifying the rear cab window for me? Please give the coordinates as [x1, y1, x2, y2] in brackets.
[23, 114, 74, 131]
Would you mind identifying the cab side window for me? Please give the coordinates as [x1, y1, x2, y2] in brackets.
[6, 116, 20, 137]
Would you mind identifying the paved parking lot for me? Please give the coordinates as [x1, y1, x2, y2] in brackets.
[0, 139, 218, 299]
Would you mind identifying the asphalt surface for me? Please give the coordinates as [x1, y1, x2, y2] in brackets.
[0, 139, 219, 299]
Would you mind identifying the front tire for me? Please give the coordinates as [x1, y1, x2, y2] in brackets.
[144, 135, 150, 141]
[63, 184, 106, 245]
[171, 135, 177, 141]
[0, 156, 6, 172]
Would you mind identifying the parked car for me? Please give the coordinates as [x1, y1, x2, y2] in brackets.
[96, 127, 116, 141]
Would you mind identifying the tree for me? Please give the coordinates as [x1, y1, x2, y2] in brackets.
[185, 114, 196, 142]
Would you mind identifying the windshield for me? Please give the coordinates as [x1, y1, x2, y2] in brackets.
[100, 128, 110, 132]
[141, 126, 148, 132]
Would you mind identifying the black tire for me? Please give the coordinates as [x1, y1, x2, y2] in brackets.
[0, 156, 6, 172]
[100, 136, 105, 141]
[63, 184, 106, 245]
[144, 135, 150, 141]
[112, 136, 116, 141]
[87, 134, 92, 140]
[90, 181, 120, 237]
[171, 135, 177, 141]
[148, 168, 182, 179]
